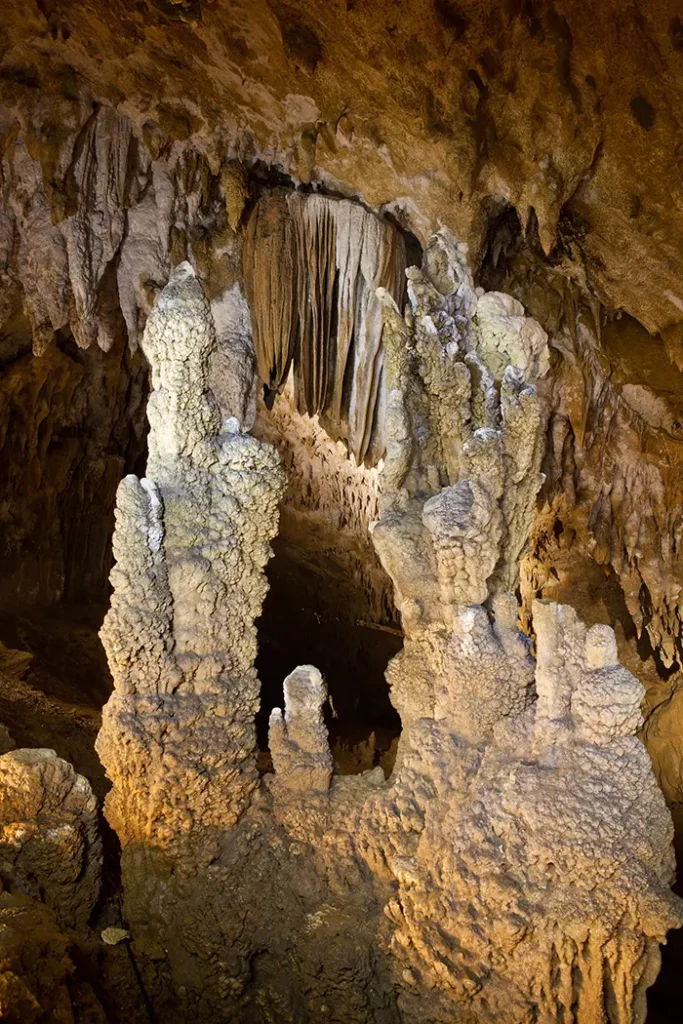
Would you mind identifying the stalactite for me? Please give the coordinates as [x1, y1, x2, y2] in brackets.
[243, 188, 406, 465]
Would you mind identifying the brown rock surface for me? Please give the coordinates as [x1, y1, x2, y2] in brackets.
[0, 0, 681, 682]
[0, 746, 101, 930]
[0, 2, 682, 1021]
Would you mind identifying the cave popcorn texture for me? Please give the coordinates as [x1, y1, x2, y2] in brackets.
[98, 243, 682, 1023]
[96, 262, 286, 854]
[0, 746, 102, 1018]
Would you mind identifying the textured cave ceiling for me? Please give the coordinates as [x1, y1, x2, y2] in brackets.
[1, 0, 682, 346]
[3, 6, 683, 1022]
[1, 0, 683, 710]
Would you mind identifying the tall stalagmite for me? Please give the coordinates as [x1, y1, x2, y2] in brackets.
[97, 262, 285, 857]
[0, 3, 682, 1020]
[97, 240, 682, 1023]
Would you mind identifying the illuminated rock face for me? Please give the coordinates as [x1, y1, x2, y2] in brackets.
[1, 0, 683, 800]
[97, 244, 682, 1024]
[244, 189, 407, 465]
[2, 24, 683, 781]
[0, 746, 100, 931]
[0, 3, 681, 1018]
[0, 746, 103, 1022]
[96, 262, 285, 855]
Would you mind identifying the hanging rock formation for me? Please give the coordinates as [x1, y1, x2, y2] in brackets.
[244, 189, 407, 465]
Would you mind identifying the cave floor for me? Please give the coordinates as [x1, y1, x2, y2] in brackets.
[1, 602, 681, 1021]
[0, 603, 109, 794]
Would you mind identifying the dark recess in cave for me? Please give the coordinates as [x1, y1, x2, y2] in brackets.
[646, 820, 683, 1023]
[0, 316, 149, 784]
[255, 534, 403, 775]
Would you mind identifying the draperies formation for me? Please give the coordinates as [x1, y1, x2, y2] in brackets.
[244, 190, 407, 465]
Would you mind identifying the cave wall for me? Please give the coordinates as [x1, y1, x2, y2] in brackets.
[0, 2, 682, 1020]
[0, 0, 682, 660]
[0, 324, 147, 608]
[0, 0, 681, 680]
[1, 0, 682, 346]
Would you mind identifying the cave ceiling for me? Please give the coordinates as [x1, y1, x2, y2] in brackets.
[1, 0, 682, 345]
[3, 5, 683, 1022]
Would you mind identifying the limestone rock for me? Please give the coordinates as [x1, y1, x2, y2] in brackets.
[0, 0, 681, 343]
[100, 926, 130, 946]
[372, 230, 547, 736]
[0, 893, 75, 1024]
[0, 329, 148, 608]
[363, 600, 681, 1024]
[0, 3, 681, 1020]
[97, 262, 285, 855]
[0, 747, 101, 931]
[0, 723, 15, 755]
[97, 241, 681, 1024]
[269, 665, 333, 792]
[244, 190, 406, 464]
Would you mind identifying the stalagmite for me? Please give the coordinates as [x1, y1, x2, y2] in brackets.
[97, 240, 682, 1023]
[0, 4, 682, 1019]
[0, 746, 103, 1022]
[97, 262, 285, 855]
[0, 747, 100, 930]
[372, 230, 548, 737]
[269, 665, 333, 792]
[360, 234, 683, 1022]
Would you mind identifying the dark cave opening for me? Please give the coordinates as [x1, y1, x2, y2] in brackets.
[645, 813, 683, 1024]
[255, 527, 403, 776]
[0, 317, 148, 789]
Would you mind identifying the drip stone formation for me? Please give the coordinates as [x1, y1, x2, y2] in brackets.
[96, 263, 286, 854]
[0, 743, 103, 1020]
[244, 189, 407, 465]
[96, 235, 682, 1023]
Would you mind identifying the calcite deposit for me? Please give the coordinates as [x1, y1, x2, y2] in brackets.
[97, 262, 285, 853]
[0, 2, 681, 724]
[0, 746, 100, 929]
[0, 2, 683, 1021]
[0, 747, 104, 1022]
[93, 240, 681, 1023]
[244, 189, 407, 463]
